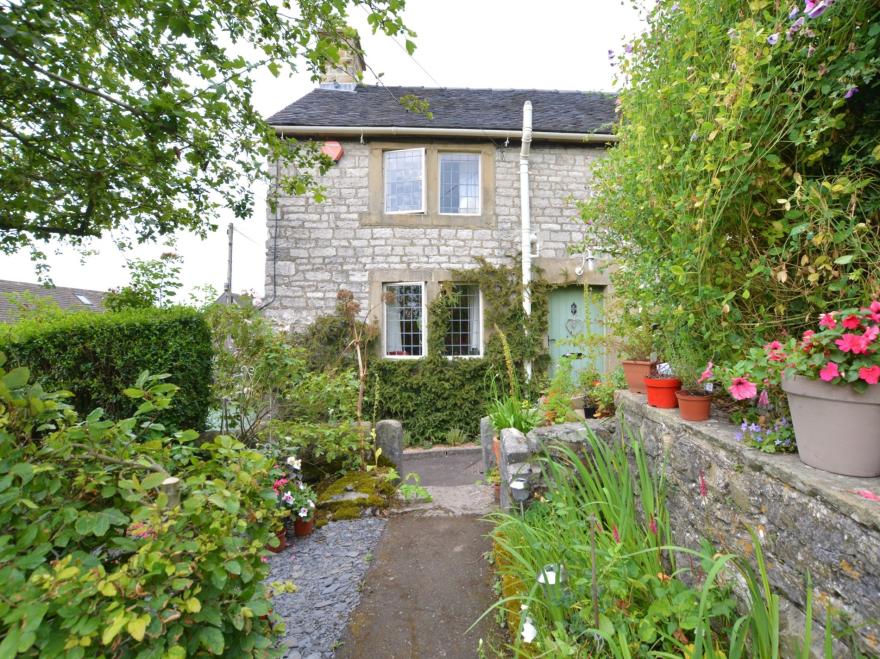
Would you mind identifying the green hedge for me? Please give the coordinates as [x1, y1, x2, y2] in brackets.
[0, 307, 212, 430]
[369, 357, 492, 442]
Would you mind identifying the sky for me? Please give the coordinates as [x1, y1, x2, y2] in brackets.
[0, 0, 646, 298]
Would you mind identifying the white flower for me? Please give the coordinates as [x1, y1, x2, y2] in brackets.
[298, 507, 309, 518]
[521, 616, 537, 643]
[298, 481, 305, 490]
[286, 456, 302, 470]
[282, 492, 294, 504]
[308, 500, 315, 508]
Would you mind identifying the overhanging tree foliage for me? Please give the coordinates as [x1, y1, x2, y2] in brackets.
[0, 0, 411, 258]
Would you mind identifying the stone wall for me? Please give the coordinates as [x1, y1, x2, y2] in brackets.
[492, 396, 880, 656]
[264, 140, 606, 329]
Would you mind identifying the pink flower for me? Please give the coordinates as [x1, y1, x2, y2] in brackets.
[819, 313, 836, 329]
[801, 330, 815, 350]
[758, 389, 770, 407]
[858, 365, 880, 385]
[842, 314, 862, 330]
[863, 325, 879, 344]
[819, 361, 840, 382]
[764, 340, 783, 352]
[870, 301, 880, 322]
[612, 525, 620, 543]
[836, 333, 869, 354]
[272, 478, 289, 493]
[697, 361, 714, 384]
[728, 377, 757, 400]
[648, 516, 658, 535]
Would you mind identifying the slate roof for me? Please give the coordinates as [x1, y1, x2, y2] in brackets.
[267, 86, 617, 135]
[0, 280, 106, 323]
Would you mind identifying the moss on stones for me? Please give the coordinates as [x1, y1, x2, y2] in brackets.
[315, 469, 396, 522]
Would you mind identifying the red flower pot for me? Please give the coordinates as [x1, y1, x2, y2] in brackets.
[293, 518, 315, 538]
[267, 528, 287, 553]
[644, 376, 682, 408]
[622, 360, 655, 394]
[675, 391, 712, 421]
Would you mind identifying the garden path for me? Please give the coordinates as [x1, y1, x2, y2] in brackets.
[334, 446, 505, 658]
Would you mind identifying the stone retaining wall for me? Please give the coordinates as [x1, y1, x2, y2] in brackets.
[489, 396, 880, 656]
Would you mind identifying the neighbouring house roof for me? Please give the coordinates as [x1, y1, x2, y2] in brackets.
[0, 280, 107, 323]
[267, 86, 617, 137]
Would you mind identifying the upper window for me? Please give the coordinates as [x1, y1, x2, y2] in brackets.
[384, 282, 425, 357]
[444, 284, 482, 357]
[384, 148, 425, 214]
[439, 153, 480, 215]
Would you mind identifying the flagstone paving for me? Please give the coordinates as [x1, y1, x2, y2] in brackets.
[334, 447, 505, 658]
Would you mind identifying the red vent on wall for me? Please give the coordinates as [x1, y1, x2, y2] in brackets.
[320, 141, 344, 162]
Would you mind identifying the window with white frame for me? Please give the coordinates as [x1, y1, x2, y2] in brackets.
[384, 283, 425, 357]
[439, 153, 480, 215]
[384, 148, 425, 214]
[443, 284, 482, 357]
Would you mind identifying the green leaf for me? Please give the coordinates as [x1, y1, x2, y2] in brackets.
[225, 560, 242, 575]
[198, 627, 225, 655]
[127, 614, 150, 642]
[833, 254, 854, 265]
[142, 472, 168, 489]
[3, 367, 29, 389]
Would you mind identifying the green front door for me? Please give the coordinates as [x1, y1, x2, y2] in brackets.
[548, 286, 605, 383]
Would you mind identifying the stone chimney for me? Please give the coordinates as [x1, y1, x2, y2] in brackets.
[320, 34, 365, 88]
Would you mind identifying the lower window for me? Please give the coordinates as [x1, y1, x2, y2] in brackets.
[384, 283, 425, 357]
[444, 284, 482, 357]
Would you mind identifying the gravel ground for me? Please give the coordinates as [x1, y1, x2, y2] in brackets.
[265, 518, 387, 659]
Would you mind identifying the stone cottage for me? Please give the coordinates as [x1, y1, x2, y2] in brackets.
[263, 58, 617, 375]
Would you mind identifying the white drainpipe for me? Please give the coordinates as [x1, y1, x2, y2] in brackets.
[520, 101, 533, 381]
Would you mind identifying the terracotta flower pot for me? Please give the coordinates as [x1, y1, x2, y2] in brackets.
[675, 391, 712, 421]
[782, 374, 880, 477]
[293, 517, 315, 538]
[644, 376, 682, 408]
[267, 528, 287, 553]
[622, 360, 654, 394]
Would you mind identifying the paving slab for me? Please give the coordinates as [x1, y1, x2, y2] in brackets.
[333, 515, 501, 659]
[402, 446, 486, 487]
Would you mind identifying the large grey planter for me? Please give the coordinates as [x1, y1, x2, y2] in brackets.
[782, 374, 880, 477]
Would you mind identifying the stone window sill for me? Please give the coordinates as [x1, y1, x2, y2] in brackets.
[359, 212, 495, 229]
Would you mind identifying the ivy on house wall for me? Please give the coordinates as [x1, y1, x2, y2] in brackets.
[366, 257, 553, 442]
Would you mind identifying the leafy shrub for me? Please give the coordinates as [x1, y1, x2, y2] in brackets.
[259, 420, 363, 482]
[0, 361, 281, 657]
[0, 307, 212, 430]
[581, 0, 880, 363]
[206, 300, 358, 443]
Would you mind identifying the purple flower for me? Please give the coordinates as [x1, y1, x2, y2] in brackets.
[748, 422, 762, 433]
[734, 431, 744, 442]
[625, 43, 633, 54]
[767, 33, 780, 45]
[608, 49, 615, 60]
[844, 87, 859, 99]
[806, 0, 831, 18]
[789, 5, 800, 19]
[807, 44, 816, 57]
[670, 3, 680, 12]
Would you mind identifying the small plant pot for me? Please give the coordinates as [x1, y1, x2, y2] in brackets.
[492, 436, 501, 465]
[644, 376, 682, 408]
[675, 391, 712, 421]
[267, 528, 287, 553]
[783, 374, 880, 477]
[583, 403, 598, 419]
[293, 518, 315, 538]
[622, 360, 654, 394]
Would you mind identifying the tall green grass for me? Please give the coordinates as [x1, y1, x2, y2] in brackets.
[482, 429, 847, 658]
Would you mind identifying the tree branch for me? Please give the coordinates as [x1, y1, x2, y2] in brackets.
[0, 39, 142, 115]
[69, 443, 168, 474]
